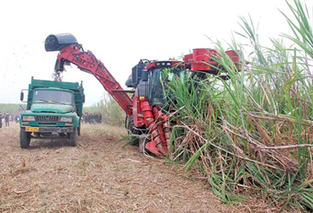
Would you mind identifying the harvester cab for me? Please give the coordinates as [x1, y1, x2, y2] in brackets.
[126, 59, 181, 106]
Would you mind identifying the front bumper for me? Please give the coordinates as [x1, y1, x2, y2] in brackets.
[21, 126, 74, 133]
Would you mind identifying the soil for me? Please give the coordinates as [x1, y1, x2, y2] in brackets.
[0, 123, 242, 213]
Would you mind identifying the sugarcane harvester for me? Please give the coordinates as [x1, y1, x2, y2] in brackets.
[45, 33, 240, 157]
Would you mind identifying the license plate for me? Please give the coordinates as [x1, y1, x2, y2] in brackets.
[25, 127, 39, 132]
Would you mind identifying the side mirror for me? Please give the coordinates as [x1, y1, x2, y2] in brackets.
[20, 89, 28, 102]
[20, 92, 24, 101]
[142, 70, 148, 81]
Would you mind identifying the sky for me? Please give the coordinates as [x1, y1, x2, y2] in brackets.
[0, 0, 310, 106]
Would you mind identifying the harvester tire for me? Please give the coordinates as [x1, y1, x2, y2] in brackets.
[139, 134, 148, 153]
[20, 129, 31, 149]
[126, 116, 139, 146]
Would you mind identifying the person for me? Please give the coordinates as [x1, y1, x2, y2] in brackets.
[5, 113, 10, 127]
[15, 114, 19, 123]
[0, 113, 2, 128]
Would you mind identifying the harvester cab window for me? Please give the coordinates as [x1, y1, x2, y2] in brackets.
[150, 69, 165, 105]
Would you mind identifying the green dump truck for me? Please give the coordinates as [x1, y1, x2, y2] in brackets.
[19, 77, 84, 148]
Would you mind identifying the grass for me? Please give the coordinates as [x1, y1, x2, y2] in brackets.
[0, 103, 25, 114]
[84, 93, 125, 126]
[161, 0, 313, 211]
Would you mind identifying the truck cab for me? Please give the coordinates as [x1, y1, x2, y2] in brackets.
[19, 77, 84, 148]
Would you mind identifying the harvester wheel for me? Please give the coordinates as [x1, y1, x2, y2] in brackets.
[69, 128, 77, 146]
[20, 129, 31, 149]
[126, 116, 139, 146]
[139, 134, 148, 153]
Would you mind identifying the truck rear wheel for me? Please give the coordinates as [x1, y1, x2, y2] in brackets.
[20, 129, 31, 148]
[69, 128, 77, 146]
[77, 119, 81, 136]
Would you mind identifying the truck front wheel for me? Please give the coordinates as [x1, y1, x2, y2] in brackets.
[20, 129, 31, 148]
[69, 128, 77, 147]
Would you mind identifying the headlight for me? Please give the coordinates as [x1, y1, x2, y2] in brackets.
[22, 116, 35, 121]
[59, 117, 73, 123]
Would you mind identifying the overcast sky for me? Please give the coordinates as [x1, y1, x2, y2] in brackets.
[0, 0, 310, 106]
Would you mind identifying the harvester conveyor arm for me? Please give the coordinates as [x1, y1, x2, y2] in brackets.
[53, 43, 133, 115]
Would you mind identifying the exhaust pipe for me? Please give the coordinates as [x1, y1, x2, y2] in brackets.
[45, 33, 78, 51]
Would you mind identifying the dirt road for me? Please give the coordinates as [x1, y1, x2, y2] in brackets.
[0, 123, 237, 213]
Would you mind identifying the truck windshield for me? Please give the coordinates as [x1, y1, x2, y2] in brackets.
[33, 89, 74, 105]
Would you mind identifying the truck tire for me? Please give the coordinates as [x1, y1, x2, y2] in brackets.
[78, 120, 81, 136]
[20, 129, 31, 148]
[69, 128, 77, 147]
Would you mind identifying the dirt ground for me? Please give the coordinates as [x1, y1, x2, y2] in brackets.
[0, 123, 244, 213]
